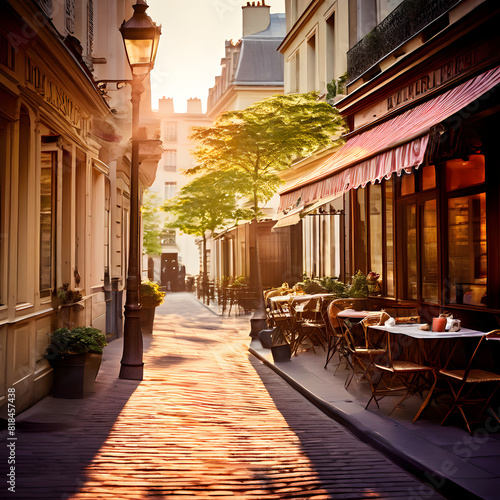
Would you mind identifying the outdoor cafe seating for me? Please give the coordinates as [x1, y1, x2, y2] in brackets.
[261, 289, 500, 432]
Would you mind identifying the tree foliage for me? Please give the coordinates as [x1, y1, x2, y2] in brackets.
[187, 91, 347, 215]
[142, 190, 164, 256]
[161, 170, 253, 237]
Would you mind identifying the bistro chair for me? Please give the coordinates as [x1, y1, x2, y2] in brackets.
[323, 300, 346, 369]
[439, 329, 500, 434]
[366, 328, 437, 422]
[341, 315, 386, 389]
[288, 297, 327, 354]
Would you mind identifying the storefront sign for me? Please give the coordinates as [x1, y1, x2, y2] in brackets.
[387, 48, 479, 111]
[25, 57, 85, 131]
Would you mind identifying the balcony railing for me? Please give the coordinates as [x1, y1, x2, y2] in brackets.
[347, 0, 461, 84]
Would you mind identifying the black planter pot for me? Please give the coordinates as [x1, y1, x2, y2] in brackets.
[51, 352, 102, 398]
[271, 344, 291, 362]
[140, 307, 156, 335]
[258, 328, 274, 349]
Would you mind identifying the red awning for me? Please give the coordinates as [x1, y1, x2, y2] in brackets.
[278, 65, 500, 211]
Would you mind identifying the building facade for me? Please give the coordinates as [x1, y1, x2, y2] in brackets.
[277, 0, 500, 330]
[207, 2, 286, 120]
[276, 0, 350, 280]
[147, 97, 212, 288]
[0, 0, 161, 415]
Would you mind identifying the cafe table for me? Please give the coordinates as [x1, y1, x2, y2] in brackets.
[368, 324, 487, 371]
[268, 294, 335, 353]
[367, 324, 488, 420]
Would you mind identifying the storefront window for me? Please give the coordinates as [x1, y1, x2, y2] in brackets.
[446, 155, 485, 192]
[40, 152, 55, 297]
[404, 203, 417, 300]
[448, 193, 487, 307]
[0, 118, 7, 306]
[369, 183, 383, 280]
[421, 164, 436, 190]
[384, 182, 394, 297]
[422, 199, 438, 302]
[354, 188, 367, 273]
[400, 171, 415, 196]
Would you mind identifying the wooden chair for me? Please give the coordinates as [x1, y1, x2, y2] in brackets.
[288, 297, 327, 354]
[439, 330, 500, 434]
[323, 300, 346, 369]
[366, 329, 437, 421]
[342, 316, 386, 389]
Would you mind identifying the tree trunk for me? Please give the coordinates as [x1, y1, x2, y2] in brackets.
[202, 233, 209, 305]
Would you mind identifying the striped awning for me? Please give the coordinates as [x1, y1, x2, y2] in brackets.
[278, 65, 500, 212]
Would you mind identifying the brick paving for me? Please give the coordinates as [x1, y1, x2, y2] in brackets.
[0, 293, 445, 499]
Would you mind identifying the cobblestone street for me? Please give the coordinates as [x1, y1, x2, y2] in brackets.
[1, 293, 444, 499]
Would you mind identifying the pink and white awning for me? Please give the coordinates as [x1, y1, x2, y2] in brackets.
[278, 65, 500, 212]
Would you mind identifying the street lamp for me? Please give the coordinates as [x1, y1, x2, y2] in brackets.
[119, 0, 161, 380]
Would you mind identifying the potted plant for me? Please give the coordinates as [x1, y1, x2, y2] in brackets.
[45, 326, 107, 398]
[140, 280, 165, 334]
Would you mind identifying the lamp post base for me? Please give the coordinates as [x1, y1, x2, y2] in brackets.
[119, 362, 144, 380]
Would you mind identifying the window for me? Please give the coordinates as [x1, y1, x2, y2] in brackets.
[307, 34, 316, 90]
[65, 0, 75, 34]
[161, 230, 176, 246]
[384, 182, 394, 296]
[0, 118, 8, 306]
[399, 196, 439, 303]
[164, 182, 176, 199]
[164, 150, 177, 172]
[88, 0, 94, 55]
[295, 52, 301, 93]
[75, 150, 86, 287]
[445, 155, 485, 192]
[40, 151, 56, 298]
[0, 32, 15, 71]
[402, 202, 417, 300]
[369, 183, 383, 282]
[447, 193, 486, 307]
[444, 154, 486, 307]
[352, 182, 394, 296]
[325, 13, 336, 84]
[18, 109, 31, 303]
[353, 188, 367, 273]
[91, 167, 106, 286]
[422, 199, 438, 302]
[164, 122, 177, 142]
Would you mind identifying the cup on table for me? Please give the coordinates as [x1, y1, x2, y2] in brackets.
[432, 317, 446, 332]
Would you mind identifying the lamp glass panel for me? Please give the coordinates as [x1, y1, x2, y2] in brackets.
[124, 38, 153, 66]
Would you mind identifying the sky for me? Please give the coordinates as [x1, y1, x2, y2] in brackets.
[146, 0, 286, 113]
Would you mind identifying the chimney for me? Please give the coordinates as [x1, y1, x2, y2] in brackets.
[158, 97, 175, 115]
[186, 98, 202, 114]
[242, 1, 270, 37]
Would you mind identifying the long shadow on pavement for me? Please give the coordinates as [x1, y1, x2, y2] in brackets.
[0, 365, 140, 499]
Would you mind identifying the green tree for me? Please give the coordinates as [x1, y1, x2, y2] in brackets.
[161, 171, 252, 301]
[187, 91, 346, 216]
[187, 92, 347, 332]
[142, 190, 164, 256]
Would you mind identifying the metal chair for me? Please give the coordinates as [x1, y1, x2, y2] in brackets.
[439, 329, 500, 434]
[366, 328, 437, 422]
[341, 316, 386, 389]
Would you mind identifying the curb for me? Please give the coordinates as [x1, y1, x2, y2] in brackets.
[249, 346, 482, 500]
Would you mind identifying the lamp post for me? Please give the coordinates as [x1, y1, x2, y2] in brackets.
[119, 0, 161, 380]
